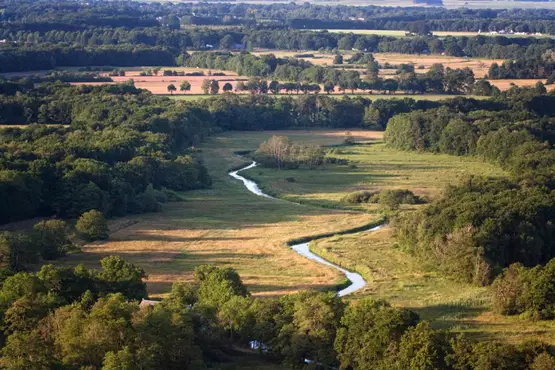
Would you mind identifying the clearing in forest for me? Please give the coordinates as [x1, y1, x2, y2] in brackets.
[55, 129, 554, 344]
[55, 130, 380, 297]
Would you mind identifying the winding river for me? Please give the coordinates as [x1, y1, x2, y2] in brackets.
[229, 160, 383, 297]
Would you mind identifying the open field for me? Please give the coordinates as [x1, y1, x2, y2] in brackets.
[168, 93, 486, 101]
[74, 72, 249, 95]
[489, 78, 555, 91]
[45, 128, 555, 345]
[310, 29, 555, 38]
[55, 130, 380, 298]
[374, 52, 503, 78]
[3, 55, 549, 95]
[244, 138, 507, 209]
[254, 50, 503, 79]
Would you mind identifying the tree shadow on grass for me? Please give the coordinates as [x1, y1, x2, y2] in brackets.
[111, 233, 258, 243]
[408, 304, 488, 330]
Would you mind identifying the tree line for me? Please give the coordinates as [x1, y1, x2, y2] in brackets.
[0, 79, 506, 225]
[5, 26, 555, 74]
[386, 86, 555, 288]
[488, 51, 555, 80]
[182, 51, 492, 95]
[1, 259, 553, 369]
[6, 0, 555, 35]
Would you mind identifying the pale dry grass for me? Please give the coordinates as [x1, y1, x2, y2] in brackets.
[73, 74, 249, 95]
[374, 53, 504, 78]
[56, 129, 379, 298]
[489, 78, 555, 91]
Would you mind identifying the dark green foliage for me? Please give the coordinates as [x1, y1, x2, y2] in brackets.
[33, 219, 73, 260]
[395, 178, 555, 285]
[492, 259, 555, 319]
[393, 322, 453, 370]
[0, 232, 40, 275]
[342, 189, 423, 208]
[342, 190, 375, 204]
[0, 257, 552, 369]
[96, 256, 147, 301]
[334, 298, 419, 369]
[194, 265, 248, 308]
[386, 92, 555, 284]
[0, 83, 213, 223]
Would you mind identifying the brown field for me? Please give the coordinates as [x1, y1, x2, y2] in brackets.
[74, 73, 249, 95]
[55, 130, 380, 298]
[489, 79, 555, 91]
[374, 53, 504, 78]
[253, 50, 502, 78]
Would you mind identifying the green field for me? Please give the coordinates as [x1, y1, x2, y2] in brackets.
[243, 138, 506, 210]
[57, 130, 378, 298]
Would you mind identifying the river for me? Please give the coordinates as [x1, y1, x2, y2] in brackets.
[229, 160, 383, 297]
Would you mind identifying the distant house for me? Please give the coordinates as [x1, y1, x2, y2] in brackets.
[139, 299, 160, 307]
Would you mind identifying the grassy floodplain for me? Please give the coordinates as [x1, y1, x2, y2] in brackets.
[54, 129, 555, 345]
[243, 136, 506, 209]
[55, 130, 379, 298]
[238, 131, 555, 345]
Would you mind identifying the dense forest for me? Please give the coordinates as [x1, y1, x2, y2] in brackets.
[0, 261, 554, 369]
[0, 75, 518, 226]
[2, 0, 555, 81]
[0, 82, 214, 224]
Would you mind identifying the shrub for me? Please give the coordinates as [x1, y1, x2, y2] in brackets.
[76, 210, 109, 242]
[325, 157, 349, 165]
[254, 136, 325, 170]
[342, 189, 423, 206]
[342, 191, 375, 204]
[491, 259, 555, 319]
[33, 220, 73, 260]
[372, 189, 423, 210]
[162, 188, 184, 201]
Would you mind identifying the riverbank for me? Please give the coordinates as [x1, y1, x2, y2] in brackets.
[229, 160, 385, 296]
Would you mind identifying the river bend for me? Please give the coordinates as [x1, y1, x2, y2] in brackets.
[229, 160, 382, 297]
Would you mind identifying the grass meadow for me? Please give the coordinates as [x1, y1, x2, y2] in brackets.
[235, 131, 554, 345]
[56, 130, 379, 298]
[54, 129, 555, 345]
[243, 135, 506, 210]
